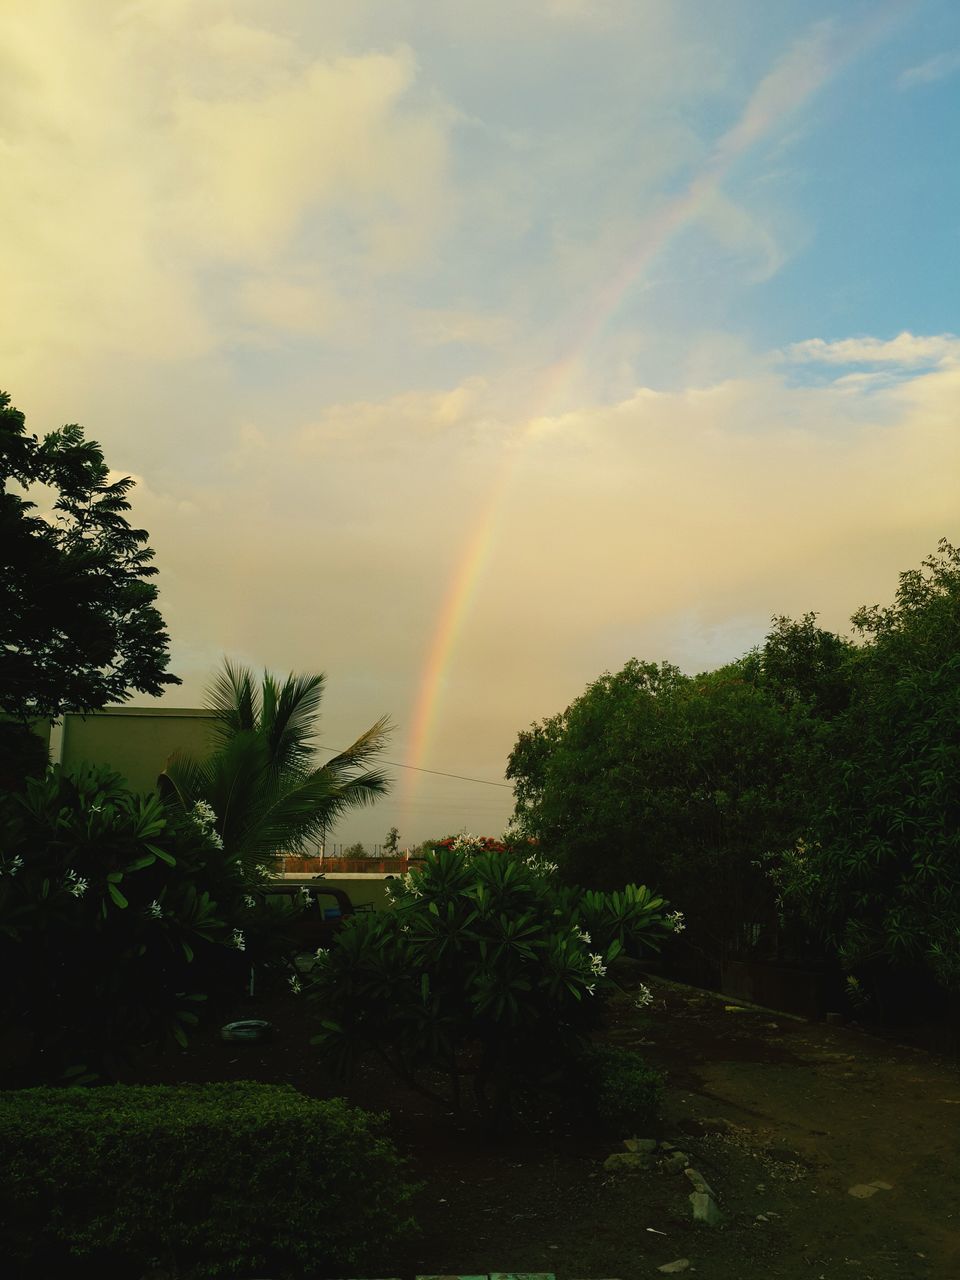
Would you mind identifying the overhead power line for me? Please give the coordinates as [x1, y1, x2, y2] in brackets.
[315, 745, 512, 789]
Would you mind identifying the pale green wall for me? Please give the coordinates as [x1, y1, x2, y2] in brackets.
[59, 708, 218, 794]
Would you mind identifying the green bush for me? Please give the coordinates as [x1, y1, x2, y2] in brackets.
[0, 765, 299, 1083]
[578, 1043, 664, 1134]
[309, 839, 674, 1134]
[0, 1082, 418, 1279]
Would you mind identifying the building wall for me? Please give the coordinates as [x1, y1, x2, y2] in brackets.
[58, 707, 218, 794]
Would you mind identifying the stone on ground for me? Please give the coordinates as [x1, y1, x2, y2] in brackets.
[623, 1137, 658, 1154]
[690, 1190, 724, 1225]
[604, 1150, 654, 1173]
[657, 1260, 692, 1273]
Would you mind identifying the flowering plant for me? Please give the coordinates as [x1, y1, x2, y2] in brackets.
[311, 843, 673, 1133]
[0, 765, 286, 1083]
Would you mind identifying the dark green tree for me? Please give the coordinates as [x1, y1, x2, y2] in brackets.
[0, 391, 180, 722]
[507, 657, 807, 963]
[771, 540, 960, 998]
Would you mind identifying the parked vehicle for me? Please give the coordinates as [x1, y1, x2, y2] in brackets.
[261, 879, 356, 952]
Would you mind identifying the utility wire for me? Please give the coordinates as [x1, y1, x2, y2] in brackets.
[314, 744, 512, 789]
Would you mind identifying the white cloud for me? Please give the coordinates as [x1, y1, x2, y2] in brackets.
[782, 332, 960, 368]
[0, 2, 454, 369]
[897, 50, 960, 89]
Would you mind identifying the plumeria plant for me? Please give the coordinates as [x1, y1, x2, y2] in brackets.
[308, 840, 675, 1134]
[0, 765, 292, 1083]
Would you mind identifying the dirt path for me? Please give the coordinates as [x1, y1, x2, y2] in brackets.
[620, 976, 960, 1278]
[126, 972, 960, 1279]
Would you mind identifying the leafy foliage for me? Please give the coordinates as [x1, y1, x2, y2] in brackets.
[0, 391, 179, 720]
[159, 659, 391, 877]
[309, 841, 673, 1133]
[0, 1082, 418, 1279]
[768, 540, 960, 995]
[507, 657, 810, 961]
[577, 1043, 664, 1133]
[0, 766, 295, 1083]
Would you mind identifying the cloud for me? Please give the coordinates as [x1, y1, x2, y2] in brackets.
[897, 50, 960, 89]
[0, 1, 454, 370]
[782, 332, 960, 368]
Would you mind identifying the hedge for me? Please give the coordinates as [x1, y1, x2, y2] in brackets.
[0, 1081, 418, 1278]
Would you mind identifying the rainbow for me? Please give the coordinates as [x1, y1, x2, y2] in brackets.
[400, 7, 903, 824]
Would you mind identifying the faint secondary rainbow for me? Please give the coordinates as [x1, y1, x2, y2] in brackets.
[400, 7, 903, 821]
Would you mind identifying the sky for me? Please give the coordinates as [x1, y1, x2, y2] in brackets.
[3, 0, 959, 850]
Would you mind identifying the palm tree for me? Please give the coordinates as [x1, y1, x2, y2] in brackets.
[159, 659, 392, 877]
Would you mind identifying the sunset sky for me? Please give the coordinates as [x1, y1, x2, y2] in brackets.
[3, 0, 959, 849]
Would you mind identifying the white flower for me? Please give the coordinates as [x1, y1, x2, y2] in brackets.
[589, 952, 607, 978]
[63, 869, 88, 898]
[634, 983, 654, 1009]
[401, 871, 422, 898]
[288, 975, 302, 995]
[313, 947, 330, 964]
[3, 855, 24, 877]
[146, 899, 163, 919]
[585, 982, 596, 997]
[667, 909, 685, 933]
[577, 927, 591, 944]
[243, 894, 256, 908]
[192, 799, 218, 829]
[232, 929, 245, 951]
[400, 922, 411, 934]
[191, 800, 223, 848]
[299, 885, 312, 902]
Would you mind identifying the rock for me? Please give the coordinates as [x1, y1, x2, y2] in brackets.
[657, 1260, 691, 1274]
[661, 1151, 690, 1174]
[690, 1190, 724, 1225]
[684, 1166, 715, 1198]
[755, 1213, 769, 1222]
[624, 1137, 658, 1154]
[848, 1179, 893, 1197]
[603, 1151, 654, 1173]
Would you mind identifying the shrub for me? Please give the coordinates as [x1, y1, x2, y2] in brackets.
[577, 1044, 664, 1134]
[0, 1081, 418, 1279]
[309, 841, 674, 1133]
[0, 765, 298, 1083]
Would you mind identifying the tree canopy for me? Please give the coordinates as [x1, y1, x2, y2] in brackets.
[0, 391, 180, 721]
[507, 542, 960, 1002]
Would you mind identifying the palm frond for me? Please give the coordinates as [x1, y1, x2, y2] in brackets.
[158, 750, 213, 813]
[207, 658, 260, 750]
[323, 715, 393, 773]
[264, 671, 326, 773]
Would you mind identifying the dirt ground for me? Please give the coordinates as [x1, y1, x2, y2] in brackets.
[130, 970, 960, 1280]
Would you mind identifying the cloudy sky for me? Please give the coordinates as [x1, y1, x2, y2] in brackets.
[3, 0, 959, 849]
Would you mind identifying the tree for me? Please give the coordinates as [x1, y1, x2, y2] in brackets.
[0, 391, 180, 722]
[383, 826, 400, 854]
[159, 660, 392, 877]
[772, 540, 960, 999]
[506, 657, 809, 965]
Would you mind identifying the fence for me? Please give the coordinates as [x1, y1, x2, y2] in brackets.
[280, 855, 424, 875]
